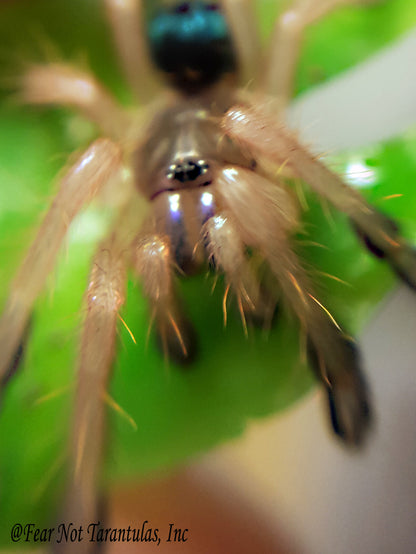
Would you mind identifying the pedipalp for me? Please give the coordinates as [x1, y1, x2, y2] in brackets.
[217, 165, 371, 444]
[133, 233, 197, 364]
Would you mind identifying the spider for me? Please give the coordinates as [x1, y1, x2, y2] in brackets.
[0, 0, 415, 534]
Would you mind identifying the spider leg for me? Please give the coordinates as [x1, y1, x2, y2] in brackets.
[0, 320, 31, 410]
[222, 0, 261, 86]
[62, 230, 127, 537]
[104, 0, 159, 103]
[19, 63, 129, 139]
[261, 0, 362, 111]
[223, 104, 416, 290]
[217, 166, 371, 445]
[133, 234, 197, 365]
[0, 139, 122, 385]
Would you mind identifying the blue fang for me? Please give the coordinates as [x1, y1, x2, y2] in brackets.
[147, 2, 237, 93]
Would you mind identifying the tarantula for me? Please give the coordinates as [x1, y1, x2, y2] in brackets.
[1, 0, 415, 533]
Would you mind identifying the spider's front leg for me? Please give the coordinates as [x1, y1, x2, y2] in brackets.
[0, 139, 122, 385]
[61, 230, 127, 548]
[224, 104, 416, 290]
[217, 166, 371, 445]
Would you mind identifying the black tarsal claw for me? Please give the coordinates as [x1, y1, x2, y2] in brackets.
[308, 333, 372, 447]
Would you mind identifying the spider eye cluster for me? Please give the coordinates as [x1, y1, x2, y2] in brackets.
[146, 1, 237, 93]
[166, 159, 210, 183]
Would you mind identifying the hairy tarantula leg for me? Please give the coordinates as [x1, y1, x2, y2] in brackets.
[0, 139, 122, 385]
[104, 0, 159, 103]
[222, 0, 261, 86]
[217, 166, 371, 445]
[59, 232, 127, 553]
[133, 234, 197, 365]
[19, 64, 129, 139]
[262, 0, 361, 110]
[223, 105, 416, 290]
[203, 214, 275, 327]
[0, 321, 31, 409]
